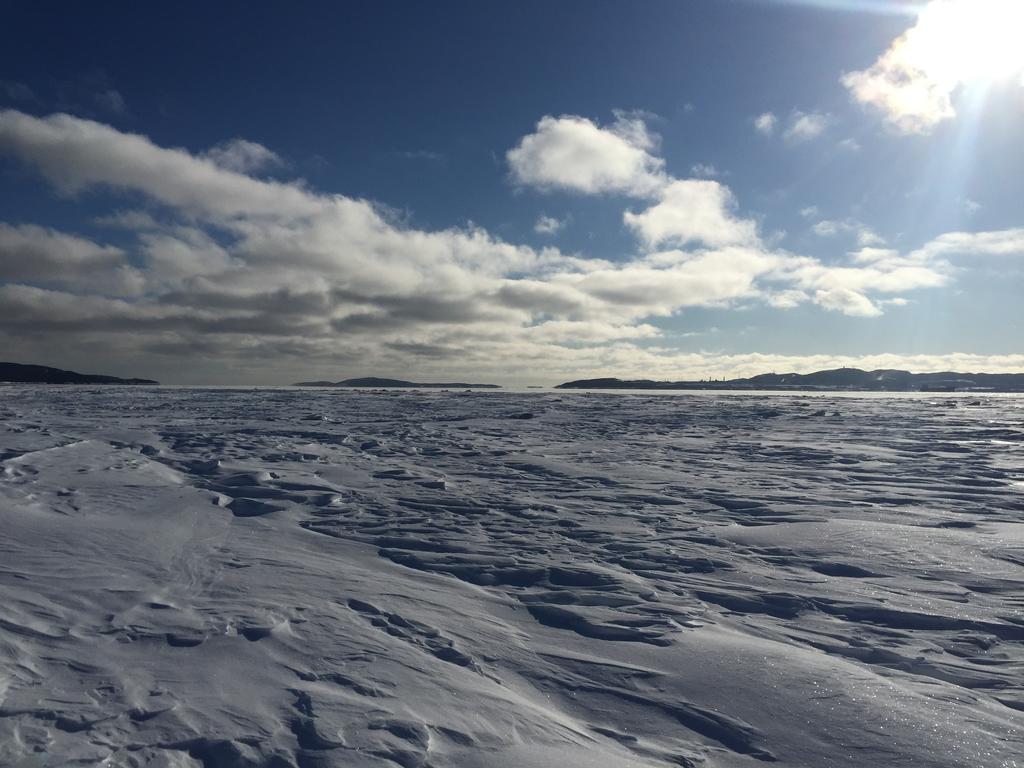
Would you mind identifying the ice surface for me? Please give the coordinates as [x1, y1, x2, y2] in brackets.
[0, 387, 1022, 767]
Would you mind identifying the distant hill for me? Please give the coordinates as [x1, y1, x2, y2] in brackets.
[557, 367, 1024, 392]
[294, 376, 500, 389]
[0, 362, 158, 385]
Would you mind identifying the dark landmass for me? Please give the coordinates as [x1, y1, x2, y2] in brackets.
[294, 376, 501, 389]
[557, 367, 1024, 392]
[0, 362, 158, 385]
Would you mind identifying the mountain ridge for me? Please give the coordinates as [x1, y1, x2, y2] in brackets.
[0, 362, 158, 385]
[556, 367, 1024, 392]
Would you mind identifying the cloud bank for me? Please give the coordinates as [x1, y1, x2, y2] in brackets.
[0, 109, 1013, 383]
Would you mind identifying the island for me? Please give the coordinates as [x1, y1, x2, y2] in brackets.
[556, 367, 1024, 392]
[0, 362, 159, 385]
[294, 376, 500, 389]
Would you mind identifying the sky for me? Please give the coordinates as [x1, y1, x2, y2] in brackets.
[1, 0, 1023, 385]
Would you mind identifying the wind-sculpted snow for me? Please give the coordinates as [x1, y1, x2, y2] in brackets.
[1, 388, 1022, 767]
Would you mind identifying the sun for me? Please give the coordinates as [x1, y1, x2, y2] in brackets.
[905, 0, 1024, 87]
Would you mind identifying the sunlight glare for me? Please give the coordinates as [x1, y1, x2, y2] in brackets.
[907, 0, 1024, 86]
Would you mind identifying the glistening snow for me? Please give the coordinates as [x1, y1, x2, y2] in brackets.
[1, 387, 1022, 767]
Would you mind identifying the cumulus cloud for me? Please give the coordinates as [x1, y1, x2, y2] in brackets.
[203, 138, 284, 173]
[569, 247, 784, 314]
[842, 0, 1024, 134]
[766, 289, 809, 309]
[623, 181, 759, 249]
[533, 214, 566, 235]
[511, 113, 760, 250]
[507, 113, 665, 196]
[850, 247, 900, 264]
[0, 109, 999, 382]
[782, 111, 831, 143]
[754, 110, 830, 143]
[855, 229, 884, 247]
[0, 110, 317, 218]
[811, 218, 884, 246]
[753, 112, 777, 135]
[842, 51, 951, 134]
[0, 223, 142, 294]
[909, 228, 1024, 260]
[812, 220, 839, 237]
[814, 287, 882, 317]
[690, 163, 720, 178]
[784, 253, 950, 298]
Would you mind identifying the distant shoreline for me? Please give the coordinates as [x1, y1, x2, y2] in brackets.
[556, 367, 1024, 393]
[0, 362, 158, 386]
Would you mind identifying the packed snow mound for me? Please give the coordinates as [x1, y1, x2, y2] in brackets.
[0, 387, 1022, 767]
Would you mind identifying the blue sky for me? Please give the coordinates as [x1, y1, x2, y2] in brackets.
[1, 0, 1022, 384]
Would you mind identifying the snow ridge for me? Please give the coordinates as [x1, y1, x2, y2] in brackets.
[0, 387, 1022, 767]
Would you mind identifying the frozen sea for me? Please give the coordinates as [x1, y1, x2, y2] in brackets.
[1, 386, 1022, 767]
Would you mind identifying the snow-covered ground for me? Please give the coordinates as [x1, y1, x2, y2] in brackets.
[1, 387, 1022, 768]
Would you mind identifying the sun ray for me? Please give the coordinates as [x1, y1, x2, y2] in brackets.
[760, 0, 924, 15]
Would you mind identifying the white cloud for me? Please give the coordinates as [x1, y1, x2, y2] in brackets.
[203, 138, 283, 174]
[533, 214, 566, 235]
[623, 180, 759, 249]
[767, 289, 809, 309]
[0, 222, 142, 294]
[0, 110, 317, 218]
[841, 0, 1024, 135]
[525, 320, 660, 343]
[138, 226, 239, 284]
[783, 111, 831, 143]
[754, 111, 832, 143]
[811, 218, 885, 246]
[572, 247, 785, 315]
[690, 163, 720, 178]
[753, 112, 777, 135]
[909, 228, 1024, 260]
[0, 109, 1001, 383]
[850, 247, 900, 264]
[857, 228, 884, 247]
[506, 114, 665, 196]
[799, 206, 819, 219]
[814, 288, 882, 317]
[785, 256, 950, 298]
[812, 220, 839, 237]
[510, 113, 759, 251]
[842, 53, 951, 135]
